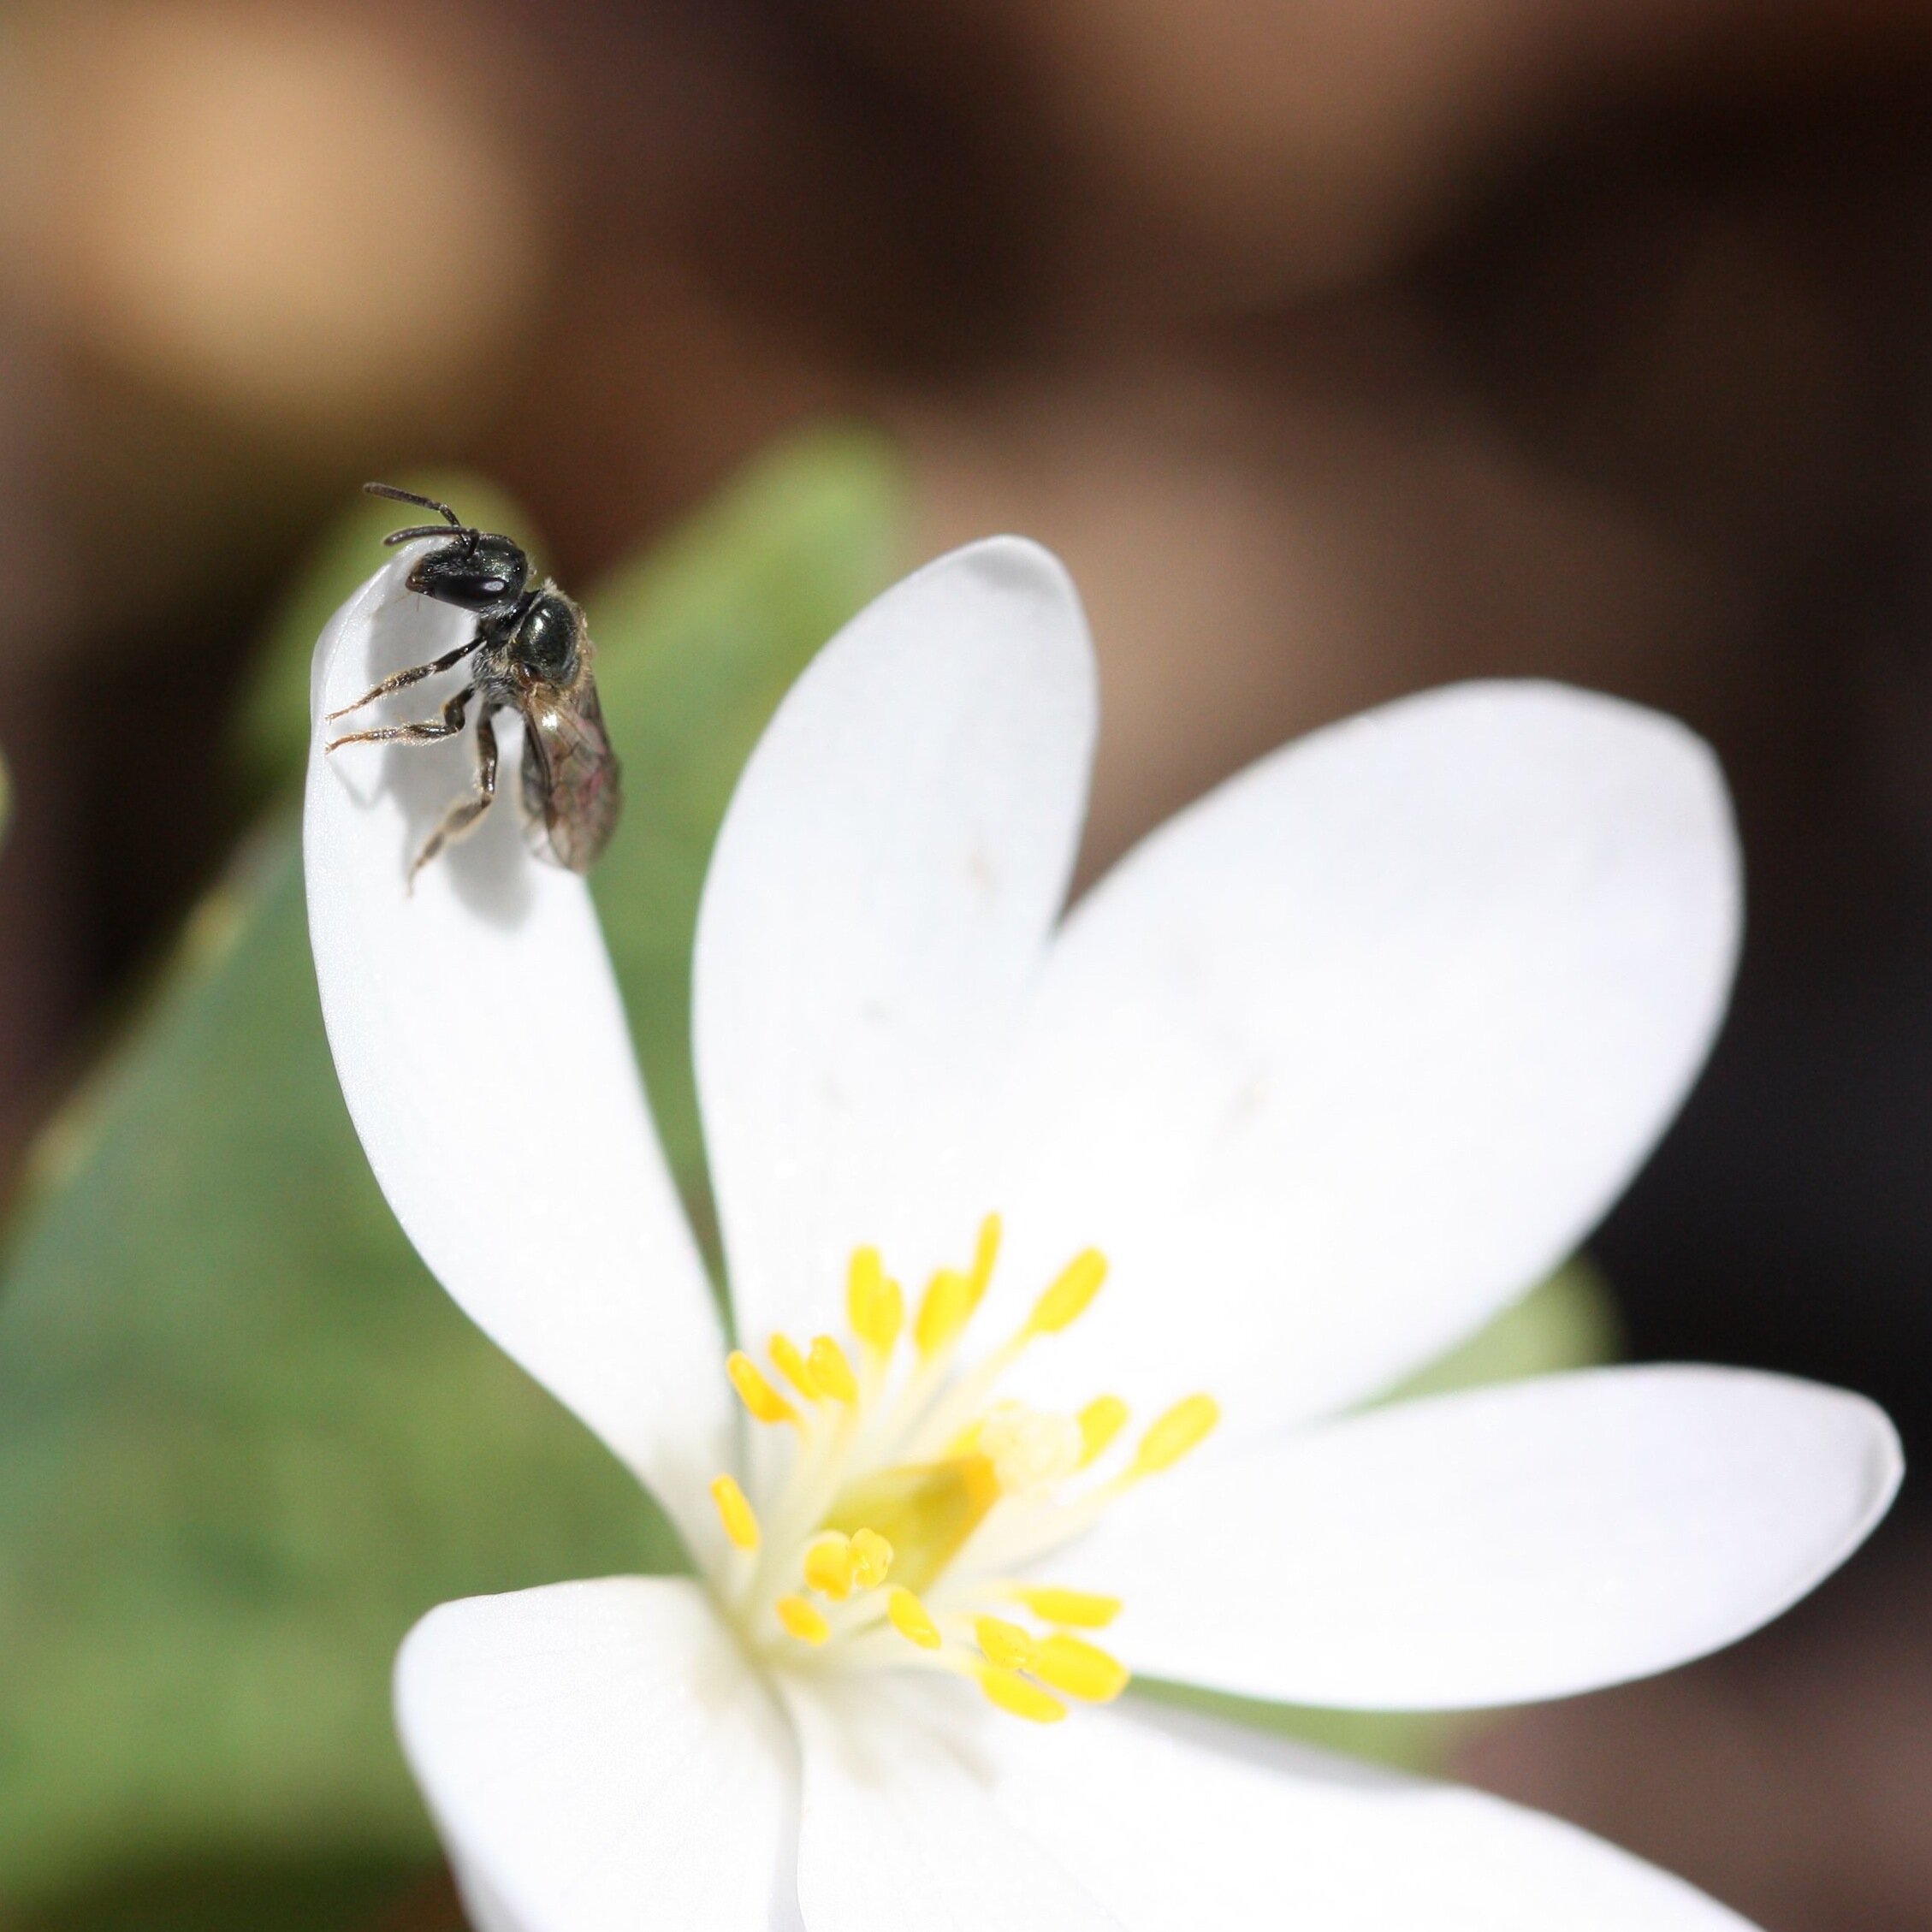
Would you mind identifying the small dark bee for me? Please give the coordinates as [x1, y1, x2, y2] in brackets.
[325, 483, 622, 878]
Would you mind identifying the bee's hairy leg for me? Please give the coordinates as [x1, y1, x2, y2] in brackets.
[324, 634, 483, 722]
[409, 710, 499, 883]
[326, 683, 472, 755]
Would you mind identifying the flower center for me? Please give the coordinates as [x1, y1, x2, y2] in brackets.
[706, 1214, 1218, 1725]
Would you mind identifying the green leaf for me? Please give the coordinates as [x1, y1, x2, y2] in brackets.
[0, 426, 905, 1924]
[1381, 1256, 1619, 1408]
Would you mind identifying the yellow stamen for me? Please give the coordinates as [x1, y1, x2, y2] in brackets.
[1132, 1394, 1219, 1474]
[979, 1667, 1066, 1724]
[775, 1595, 830, 1645]
[709, 1474, 760, 1552]
[847, 1246, 903, 1354]
[727, 1351, 798, 1427]
[712, 1212, 1215, 1710]
[967, 1213, 1002, 1299]
[1030, 1633, 1129, 1703]
[803, 1533, 856, 1601]
[915, 1268, 975, 1357]
[1077, 1396, 1130, 1467]
[768, 1333, 821, 1404]
[807, 1335, 859, 1406]
[1026, 1248, 1107, 1336]
[849, 1527, 893, 1589]
[974, 1615, 1036, 1672]
[1009, 1585, 1120, 1629]
[887, 1586, 942, 1650]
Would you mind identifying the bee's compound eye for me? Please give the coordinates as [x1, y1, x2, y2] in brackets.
[480, 578, 507, 596]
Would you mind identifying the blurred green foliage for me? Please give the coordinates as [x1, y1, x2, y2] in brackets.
[0, 429, 903, 1924]
[1384, 1256, 1617, 1408]
[0, 425, 1613, 1930]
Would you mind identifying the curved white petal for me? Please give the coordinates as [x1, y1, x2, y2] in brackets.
[784, 1674, 1121, 1932]
[986, 1698, 1761, 1932]
[305, 557, 729, 1550]
[1055, 1366, 1900, 1710]
[694, 538, 1096, 1348]
[395, 1578, 800, 1932]
[978, 681, 1739, 1430]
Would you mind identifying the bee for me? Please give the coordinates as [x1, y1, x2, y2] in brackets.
[325, 483, 622, 878]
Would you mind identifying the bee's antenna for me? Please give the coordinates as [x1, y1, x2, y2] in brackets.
[365, 482, 461, 525]
[364, 482, 477, 552]
[379, 521, 480, 548]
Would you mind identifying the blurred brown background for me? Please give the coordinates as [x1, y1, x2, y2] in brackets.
[0, 1, 1929, 1926]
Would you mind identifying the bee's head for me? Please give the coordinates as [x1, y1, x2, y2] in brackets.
[363, 482, 529, 615]
[406, 530, 530, 614]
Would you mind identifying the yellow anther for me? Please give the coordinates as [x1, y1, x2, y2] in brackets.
[768, 1333, 821, 1404]
[847, 1246, 904, 1354]
[775, 1594, 830, 1645]
[727, 1351, 798, 1427]
[807, 1335, 859, 1406]
[1027, 1248, 1108, 1336]
[1009, 1585, 1121, 1629]
[1030, 1633, 1129, 1704]
[974, 1615, 1037, 1673]
[803, 1533, 856, 1601]
[979, 1667, 1066, 1725]
[887, 1586, 942, 1650]
[966, 1213, 1003, 1300]
[849, 1527, 893, 1590]
[1132, 1394, 1220, 1474]
[1077, 1396, 1130, 1467]
[915, 1268, 976, 1357]
[708, 1474, 760, 1553]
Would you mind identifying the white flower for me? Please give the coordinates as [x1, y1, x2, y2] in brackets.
[305, 536, 1900, 1932]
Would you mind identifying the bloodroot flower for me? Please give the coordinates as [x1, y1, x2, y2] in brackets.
[306, 536, 1900, 1932]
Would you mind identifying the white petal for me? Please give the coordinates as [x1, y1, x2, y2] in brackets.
[980, 681, 1739, 1428]
[305, 556, 729, 1550]
[985, 1698, 1761, 1932]
[1055, 1366, 1899, 1710]
[693, 538, 1096, 1346]
[784, 1674, 1121, 1932]
[395, 1577, 800, 1932]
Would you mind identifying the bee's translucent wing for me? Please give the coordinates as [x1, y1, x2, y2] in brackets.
[520, 673, 623, 872]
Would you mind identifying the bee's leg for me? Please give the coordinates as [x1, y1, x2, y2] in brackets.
[323, 634, 483, 722]
[409, 709, 499, 881]
[325, 684, 471, 754]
